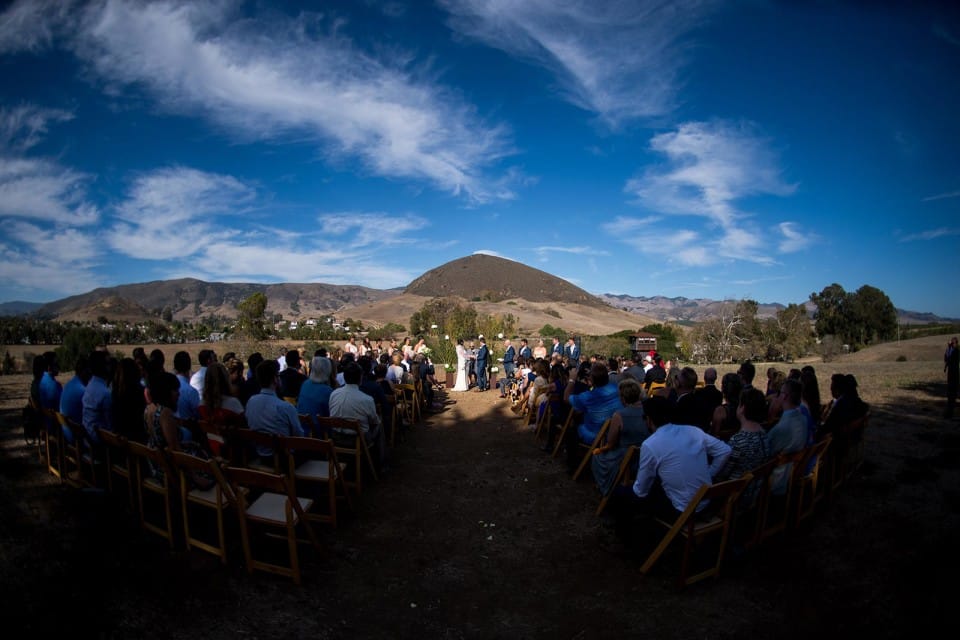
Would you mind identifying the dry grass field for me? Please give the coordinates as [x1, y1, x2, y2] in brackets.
[0, 335, 957, 638]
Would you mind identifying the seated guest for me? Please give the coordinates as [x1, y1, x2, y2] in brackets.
[226, 357, 245, 399]
[671, 367, 699, 426]
[60, 356, 91, 443]
[298, 356, 334, 429]
[278, 349, 306, 399]
[766, 369, 787, 424]
[240, 352, 263, 407]
[173, 351, 201, 422]
[738, 360, 757, 391]
[799, 367, 822, 444]
[112, 357, 147, 442]
[715, 388, 771, 482]
[694, 367, 723, 430]
[38, 351, 62, 412]
[143, 370, 189, 452]
[200, 362, 245, 425]
[591, 378, 650, 496]
[387, 352, 406, 386]
[245, 360, 304, 457]
[329, 362, 386, 464]
[643, 355, 667, 389]
[82, 351, 114, 444]
[711, 373, 742, 438]
[629, 395, 732, 516]
[190, 349, 216, 396]
[765, 379, 808, 493]
[566, 362, 622, 447]
[817, 373, 869, 440]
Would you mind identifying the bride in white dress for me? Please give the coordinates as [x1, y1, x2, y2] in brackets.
[453, 339, 469, 391]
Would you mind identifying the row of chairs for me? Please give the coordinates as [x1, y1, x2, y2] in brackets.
[29, 395, 429, 584]
[526, 398, 870, 587]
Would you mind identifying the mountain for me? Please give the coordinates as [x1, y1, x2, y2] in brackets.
[35, 279, 400, 323]
[405, 254, 601, 305]
[599, 293, 957, 325]
[0, 301, 44, 316]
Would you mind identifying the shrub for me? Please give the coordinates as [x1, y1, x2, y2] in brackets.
[896, 355, 907, 362]
[543, 308, 561, 319]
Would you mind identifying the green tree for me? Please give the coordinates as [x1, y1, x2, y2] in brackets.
[810, 283, 853, 343]
[237, 292, 268, 340]
[55, 326, 104, 371]
[849, 284, 897, 346]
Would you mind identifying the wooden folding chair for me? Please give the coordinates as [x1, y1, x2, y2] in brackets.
[572, 419, 612, 481]
[168, 451, 235, 564]
[794, 435, 832, 526]
[551, 409, 580, 458]
[61, 415, 101, 489]
[595, 445, 638, 517]
[223, 466, 322, 585]
[395, 383, 420, 425]
[640, 474, 753, 587]
[229, 428, 283, 473]
[756, 448, 807, 543]
[279, 436, 352, 528]
[98, 429, 136, 509]
[735, 457, 778, 550]
[533, 403, 552, 441]
[127, 441, 177, 549]
[40, 409, 64, 482]
[315, 417, 378, 495]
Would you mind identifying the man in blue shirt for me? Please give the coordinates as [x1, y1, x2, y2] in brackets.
[566, 362, 622, 445]
[766, 378, 807, 494]
[173, 351, 201, 421]
[38, 351, 63, 411]
[246, 359, 303, 457]
[60, 356, 91, 444]
[82, 351, 113, 444]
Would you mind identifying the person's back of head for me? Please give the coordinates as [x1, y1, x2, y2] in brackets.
[844, 374, 860, 399]
[247, 352, 264, 373]
[678, 366, 698, 393]
[285, 349, 301, 370]
[204, 362, 231, 408]
[149, 349, 165, 370]
[740, 388, 768, 423]
[198, 349, 214, 368]
[74, 355, 92, 384]
[374, 363, 388, 379]
[703, 367, 718, 385]
[589, 362, 609, 388]
[618, 378, 642, 406]
[830, 373, 847, 398]
[643, 395, 672, 428]
[173, 351, 191, 376]
[89, 350, 110, 380]
[739, 360, 756, 385]
[782, 378, 802, 408]
[256, 359, 280, 389]
[342, 362, 362, 386]
[309, 356, 332, 383]
[721, 372, 742, 404]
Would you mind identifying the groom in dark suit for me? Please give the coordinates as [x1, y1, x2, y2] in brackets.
[474, 337, 489, 391]
[565, 337, 580, 365]
[499, 339, 516, 397]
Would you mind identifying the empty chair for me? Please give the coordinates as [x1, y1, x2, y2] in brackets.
[794, 435, 832, 526]
[98, 429, 136, 509]
[127, 441, 177, 549]
[278, 435, 351, 528]
[223, 466, 322, 585]
[168, 450, 235, 564]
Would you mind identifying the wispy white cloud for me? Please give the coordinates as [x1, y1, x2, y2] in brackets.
[54, 0, 514, 202]
[776, 221, 816, 253]
[626, 121, 796, 227]
[533, 245, 610, 257]
[0, 0, 78, 54]
[106, 166, 254, 259]
[0, 105, 74, 151]
[317, 212, 430, 246]
[440, 0, 715, 126]
[607, 121, 799, 267]
[898, 227, 960, 242]
[922, 190, 960, 202]
[0, 157, 100, 224]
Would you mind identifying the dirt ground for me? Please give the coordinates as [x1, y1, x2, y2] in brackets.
[1, 337, 958, 638]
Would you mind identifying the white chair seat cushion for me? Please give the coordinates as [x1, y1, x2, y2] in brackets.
[246, 491, 313, 524]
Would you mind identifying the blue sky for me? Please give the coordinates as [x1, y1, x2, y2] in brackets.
[1, 0, 958, 316]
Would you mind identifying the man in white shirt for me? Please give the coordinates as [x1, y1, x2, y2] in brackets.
[631, 395, 732, 517]
[330, 362, 386, 464]
[190, 349, 216, 396]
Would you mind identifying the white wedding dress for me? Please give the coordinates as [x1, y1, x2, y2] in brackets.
[453, 344, 469, 391]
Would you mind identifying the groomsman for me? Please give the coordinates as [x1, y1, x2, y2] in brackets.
[519, 339, 532, 361]
[551, 336, 563, 358]
[565, 337, 580, 365]
[500, 339, 516, 396]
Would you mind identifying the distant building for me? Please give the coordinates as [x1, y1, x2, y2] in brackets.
[629, 332, 658, 359]
[208, 332, 225, 342]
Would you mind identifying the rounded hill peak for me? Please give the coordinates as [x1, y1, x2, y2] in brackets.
[404, 254, 600, 305]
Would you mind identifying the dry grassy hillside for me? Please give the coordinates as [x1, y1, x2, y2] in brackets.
[834, 334, 953, 363]
[340, 292, 657, 336]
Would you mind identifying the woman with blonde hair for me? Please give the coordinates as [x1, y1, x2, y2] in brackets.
[200, 362, 245, 425]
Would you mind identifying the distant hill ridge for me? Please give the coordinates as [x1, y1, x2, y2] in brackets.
[405, 254, 601, 305]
